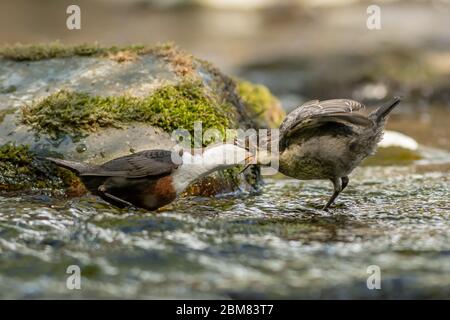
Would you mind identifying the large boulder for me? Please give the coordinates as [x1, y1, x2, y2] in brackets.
[0, 42, 283, 196]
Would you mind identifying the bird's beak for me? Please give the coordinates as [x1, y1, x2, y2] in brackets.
[240, 153, 255, 174]
[245, 154, 255, 163]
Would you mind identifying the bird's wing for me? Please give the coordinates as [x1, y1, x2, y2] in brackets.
[279, 99, 372, 141]
[80, 149, 182, 178]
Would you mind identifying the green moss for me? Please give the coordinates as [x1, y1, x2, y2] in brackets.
[0, 41, 152, 61]
[21, 81, 235, 143]
[237, 80, 273, 116]
[237, 80, 284, 128]
[0, 143, 82, 192]
[362, 146, 422, 166]
[0, 143, 32, 164]
[0, 42, 198, 79]
[0, 42, 199, 78]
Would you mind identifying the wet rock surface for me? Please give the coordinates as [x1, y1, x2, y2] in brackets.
[0, 43, 282, 194]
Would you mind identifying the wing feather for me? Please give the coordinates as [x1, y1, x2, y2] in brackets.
[280, 99, 368, 136]
[80, 149, 181, 178]
[279, 99, 371, 150]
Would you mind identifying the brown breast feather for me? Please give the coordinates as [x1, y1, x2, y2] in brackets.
[140, 176, 177, 210]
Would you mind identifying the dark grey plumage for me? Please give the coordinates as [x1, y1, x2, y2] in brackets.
[278, 97, 401, 210]
[47, 149, 181, 209]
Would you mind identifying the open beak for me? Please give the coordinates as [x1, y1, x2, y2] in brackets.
[245, 154, 255, 163]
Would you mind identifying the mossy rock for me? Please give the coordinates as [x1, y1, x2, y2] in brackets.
[237, 79, 285, 128]
[0, 143, 83, 195]
[20, 81, 234, 141]
[0, 42, 278, 196]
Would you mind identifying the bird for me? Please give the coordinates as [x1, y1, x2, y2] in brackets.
[258, 97, 402, 210]
[46, 144, 254, 211]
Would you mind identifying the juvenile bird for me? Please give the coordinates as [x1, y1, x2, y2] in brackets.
[267, 97, 401, 210]
[47, 144, 253, 211]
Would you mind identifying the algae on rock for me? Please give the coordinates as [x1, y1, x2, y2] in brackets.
[237, 79, 285, 129]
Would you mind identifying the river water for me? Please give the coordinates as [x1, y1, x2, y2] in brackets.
[0, 160, 449, 298]
[1, 0, 449, 299]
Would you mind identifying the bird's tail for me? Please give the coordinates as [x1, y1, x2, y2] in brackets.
[46, 157, 97, 175]
[369, 96, 402, 123]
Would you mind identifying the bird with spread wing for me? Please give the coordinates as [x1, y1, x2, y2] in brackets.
[265, 97, 401, 210]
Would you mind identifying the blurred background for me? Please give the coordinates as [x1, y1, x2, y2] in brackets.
[1, 0, 449, 149]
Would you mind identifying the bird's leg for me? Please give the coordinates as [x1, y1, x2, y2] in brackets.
[341, 176, 349, 191]
[323, 177, 343, 211]
[98, 185, 134, 208]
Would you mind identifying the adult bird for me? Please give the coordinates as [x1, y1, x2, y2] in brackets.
[47, 144, 253, 211]
[270, 97, 401, 210]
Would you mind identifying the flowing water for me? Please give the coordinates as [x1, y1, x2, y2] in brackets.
[1, 0, 450, 300]
[1, 161, 449, 299]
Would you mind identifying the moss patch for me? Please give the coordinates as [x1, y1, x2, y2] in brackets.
[0, 42, 114, 61]
[237, 79, 284, 128]
[0, 42, 195, 77]
[0, 42, 148, 61]
[362, 146, 422, 166]
[0, 143, 83, 193]
[21, 81, 236, 143]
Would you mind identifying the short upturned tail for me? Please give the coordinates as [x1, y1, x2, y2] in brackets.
[369, 96, 402, 123]
[46, 157, 97, 175]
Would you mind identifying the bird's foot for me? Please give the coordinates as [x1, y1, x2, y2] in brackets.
[322, 204, 332, 212]
[98, 185, 136, 209]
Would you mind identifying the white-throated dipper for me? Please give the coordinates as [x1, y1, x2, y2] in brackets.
[47, 144, 253, 211]
[263, 97, 402, 210]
